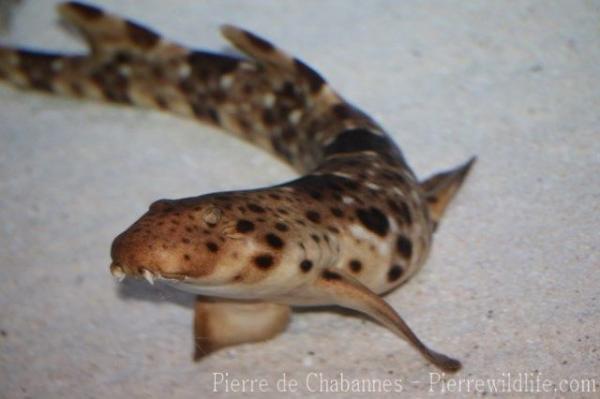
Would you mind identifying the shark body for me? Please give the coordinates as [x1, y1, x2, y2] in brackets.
[0, 2, 476, 371]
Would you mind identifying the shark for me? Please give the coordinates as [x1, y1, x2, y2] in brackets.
[0, 2, 476, 371]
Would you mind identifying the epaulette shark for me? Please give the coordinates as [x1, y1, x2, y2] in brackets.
[0, 2, 476, 371]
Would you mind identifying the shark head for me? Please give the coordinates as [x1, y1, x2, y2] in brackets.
[109, 190, 328, 299]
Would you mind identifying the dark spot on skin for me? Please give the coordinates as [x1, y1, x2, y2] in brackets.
[126, 21, 160, 49]
[233, 274, 243, 282]
[150, 64, 165, 80]
[332, 103, 364, 120]
[324, 128, 400, 159]
[262, 109, 275, 125]
[332, 103, 352, 119]
[388, 265, 404, 282]
[207, 108, 220, 124]
[17, 51, 61, 92]
[181, 238, 190, 244]
[321, 270, 342, 281]
[114, 52, 133, 64]
[356, 207, 389, 237]
[396, 235, 413, 259]
[183, 254, 191, 261]
[281, 127, 296, 143]
[311, 234, 320, 243]
[205, 242, 219, 253]
[327, 225, 340, 234]
[294, 58, 325, 93]
[254, 254, 274, 269]
[309, 190, 323, 200]
[300, 260, 313, 272]
[91, 62, 129, 103]
[265, 233, 284, 249]
[68, 2, 103, 19]
[236, 219, 255, 233]
[244, 30, 275, 52]
[278, 81, 296, 98]
[189, 102, 219, 124]
[187, 51, 239, 78]
[212, 90, 226, 103]
[330, 207, 344, 217]
[342, 179, 359, 190]
[248, 203, 265, 213]
[305, 210, 321, 223]
[275, 222, 289, 232]
[349, 259, 362, 273]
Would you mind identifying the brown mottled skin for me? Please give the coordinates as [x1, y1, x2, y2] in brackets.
[0, 2, 476, 371]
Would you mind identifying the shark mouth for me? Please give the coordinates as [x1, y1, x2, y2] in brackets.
[109, 262, 185, 285]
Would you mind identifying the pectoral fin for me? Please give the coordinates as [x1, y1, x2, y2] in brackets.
[301, 268, 461, 372]
[193, 297, 290, 360]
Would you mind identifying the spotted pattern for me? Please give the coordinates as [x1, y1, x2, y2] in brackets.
[349, 259, 362, 273]
[300, 260, 313, 272]
[254, 254, 274, 269]
[387, 265, 404, 282]
[265, 233, 284, 249]
[356, 207, 389, 237]
[0, 3, 474, 372]
[236, 219, 255, 233]
[396, 235, 413, 259]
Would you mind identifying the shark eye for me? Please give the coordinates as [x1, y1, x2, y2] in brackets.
[201, 206, 222, 227]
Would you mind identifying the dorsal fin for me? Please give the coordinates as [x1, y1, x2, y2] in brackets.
[421, 157, 476, 230]
[57, 2, 185, 58]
